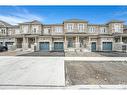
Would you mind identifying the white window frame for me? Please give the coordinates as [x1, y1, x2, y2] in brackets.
[78, 24, 85, 32]
[100, 27, 107, 33]
[89, 27, 94, 33]
[44, 28, 50, 34]
[114, 24, 121, 33]
[33, 28, 37, 33]
[55, 27, 62, 33]
[67, 23, 74, 31]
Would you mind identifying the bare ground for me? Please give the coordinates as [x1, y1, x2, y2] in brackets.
[65, 61, 127, 85]
[0, 51, 16, 56]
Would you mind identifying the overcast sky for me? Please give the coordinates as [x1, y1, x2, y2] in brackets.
[0, 6, 127, 25]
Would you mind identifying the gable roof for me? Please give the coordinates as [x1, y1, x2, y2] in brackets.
[0, 20, 13, 27]
[63, 19, 88, 23]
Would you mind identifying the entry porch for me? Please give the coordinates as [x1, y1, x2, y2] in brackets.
[15, 35, 38, 51]
[64, 35, 93, 52]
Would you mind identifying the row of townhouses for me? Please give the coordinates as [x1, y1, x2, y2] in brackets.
[0, 19, 127, 52]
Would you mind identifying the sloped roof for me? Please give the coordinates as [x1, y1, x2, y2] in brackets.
[43, 24, 63, 26]
[88, 24, 108, 27]
[107, 20, 124, 24]
[0, 20, 13, 27]
[19, 20, 42, 25]
[12, 25, 20, 28]
[63, 19, 88, 23]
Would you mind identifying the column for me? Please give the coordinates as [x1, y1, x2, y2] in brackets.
[76, 36, 80, 48]
[14, 38, 17, 46]
[88, 36, 91, 51]
[14, 38, 17, 49]
[120, 36, 123, 43]
[26, 37, 28, 48]
[22, 37, 25, 49]
[22, 37, 28, 50]
[50, 37, 52, 51]
[34, 37, 38, 51]
[64, 35, 67, 49]
[88, 36, 91, 42]
[34, 37, 38, 45]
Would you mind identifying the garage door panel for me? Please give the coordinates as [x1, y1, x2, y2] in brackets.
[54, 42, 64, 51]
[40, 42, 49, 51]
[103, 42, 112, 51]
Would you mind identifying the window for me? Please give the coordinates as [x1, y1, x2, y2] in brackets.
[67, 24, 73, 30]
[1, 29, 5, 34]
[22, 25, 29, 33]
[89, 27, 94, 32]
[100, 27, 106, 33]
[48, 29, 50, 33]
[114, 24, 121, 32]
[78, 24, 84, 32]
[104, 28, 105, 32]
[55, 27, 62, 33]
[33, 28, 36, 33]
[44, 28, 50, 34]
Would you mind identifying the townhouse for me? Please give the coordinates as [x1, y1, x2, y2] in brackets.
[0, 19, 127, 52]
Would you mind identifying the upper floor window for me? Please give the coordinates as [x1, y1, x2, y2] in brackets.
[33, 28, 36, 33]
[55, 27, 62, 33]
[104, 28, 106, 32]
[114, 24, 121, 32]
[89, 27, 95, 32]
[67, 24, 73, 30]
[78, 24, 84, 31]
[44, 28, 50, 34]
[100, 27, 106, 33]
[21, 25, 29, 33]
[1, 29, 6, 34]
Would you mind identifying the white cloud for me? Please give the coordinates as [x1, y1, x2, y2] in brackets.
[0, 7, 43, 25]
[113, 7, 127, 17]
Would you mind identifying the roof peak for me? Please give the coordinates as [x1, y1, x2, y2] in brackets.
[0, 20, 13, 27]
[19, 20, 42, 24]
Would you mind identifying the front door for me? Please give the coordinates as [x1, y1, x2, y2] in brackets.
[68, 38, 74, 48]
[91, 42, 96, 52]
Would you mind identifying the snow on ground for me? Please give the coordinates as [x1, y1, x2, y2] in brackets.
[0, 57, 65, 86]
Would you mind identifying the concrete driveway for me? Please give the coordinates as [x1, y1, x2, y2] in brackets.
[18, 51, 65, 57]
[0, 57, 65, 87]
[0, 50, 126, 57]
